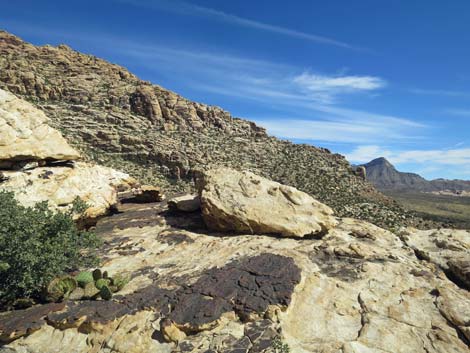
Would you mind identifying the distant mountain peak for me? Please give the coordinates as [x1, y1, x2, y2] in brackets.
[366, 157, 394, 168]
[362, 157, 470, 193]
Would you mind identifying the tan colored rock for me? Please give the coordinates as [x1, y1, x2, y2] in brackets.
[168, 194, 200, 212]
[196, 168, 338, 237]
[160, 319, 186, 344]
[0, 162, 137, 218]
[436, 286, 470, 341]
[403, 228, 470, 288]
[2, 202, 470, 353]
[0, 88, 80, 164]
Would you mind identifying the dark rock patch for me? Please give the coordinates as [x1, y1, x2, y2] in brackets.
[160, 210, 207, 232]
[311, 251, 365, 282]
[158, 231, 195, 246]
[445, 260, 470, 291]
[244, 320, 278, 352]
[311, 251, 389, 282]
[38, 170, 53, 179]
[0, 254, 300, 344]
[0, 303, 65, 343]
[129, 265, 159, 281]
[170, 254, 301, 328]
[95, 202, 165, 233]
[47, 301, 130, 330]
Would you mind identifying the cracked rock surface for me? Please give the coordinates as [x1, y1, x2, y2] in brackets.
[1, 200, 469, 353]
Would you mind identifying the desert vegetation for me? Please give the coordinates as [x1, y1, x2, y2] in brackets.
[0, 192, 100, 308]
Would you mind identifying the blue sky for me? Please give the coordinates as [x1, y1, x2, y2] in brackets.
[2, 0, 470, 179]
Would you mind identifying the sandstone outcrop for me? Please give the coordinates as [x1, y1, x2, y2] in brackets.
[197, 168, 338, 237]
[1, 199, 469, 352]
[0, 162, 137, 218]
[0, 89, 138, 219]
[402, 228, 470, 289]
[0, 88, 80, 166]
[0, 30, 469, 353]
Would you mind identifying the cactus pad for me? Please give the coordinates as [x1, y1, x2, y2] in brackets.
[100, 285, 113, 300]
[75, 271, 94, 288]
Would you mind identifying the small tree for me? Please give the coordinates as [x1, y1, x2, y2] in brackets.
[0, 191, 101, 307]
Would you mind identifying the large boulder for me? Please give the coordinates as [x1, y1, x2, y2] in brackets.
[196, 168, 338, 238]
[0, 88, 80, 166]
[0, 162, 138, 219]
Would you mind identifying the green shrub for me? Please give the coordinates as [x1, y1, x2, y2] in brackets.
[272, 337, 290, 353]
[0, 191, 101, 307]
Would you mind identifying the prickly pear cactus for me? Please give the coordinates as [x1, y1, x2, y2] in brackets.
[68, 287, 86, 301]
[95, 278, 111, 290]
[75, 271, 93, 288]
[83, 282, 100, 299]
[92, 269, 102, 281]
[111, 274, 130, 292]
[100, 285, 113, 300]
[46, 276, 77, 302]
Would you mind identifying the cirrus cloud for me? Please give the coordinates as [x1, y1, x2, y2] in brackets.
[293, 72, 386, 104]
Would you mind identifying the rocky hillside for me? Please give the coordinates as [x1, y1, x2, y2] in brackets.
[0, 30, 425, 229]
[363, 157, 470, 193]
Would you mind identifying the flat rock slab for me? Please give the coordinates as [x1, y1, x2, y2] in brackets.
[168, 194, 200, 212]
[3, 203, 470, 353]
[0, 303, 65, 343]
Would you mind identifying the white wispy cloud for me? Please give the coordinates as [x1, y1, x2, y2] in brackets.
[292, 72, 386, 104]
[114, 0, 360, 50]
[111, 38, 421, 143]
[294, 72, 385, 91]
[255, 114, 422, 144]
[114, 39, 386, 105]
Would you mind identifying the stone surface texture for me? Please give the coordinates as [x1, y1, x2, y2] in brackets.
[197, 168, 338, 237]
[1, 199, 469, 353]
[0, 162, 137, 218]
[168, 194, 200, 212]
[0, 89, 138, 219]
[403, 228, 470, 289]
[0, 88, 80, 164]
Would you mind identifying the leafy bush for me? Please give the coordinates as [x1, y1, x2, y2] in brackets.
[0, 191, 101, 307]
